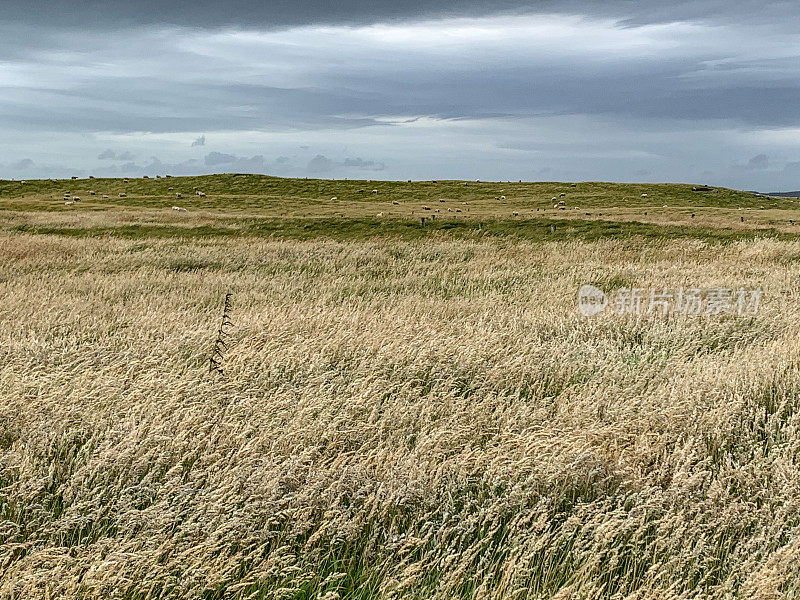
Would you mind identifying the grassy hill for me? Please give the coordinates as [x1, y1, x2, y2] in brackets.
[2, 174, 800, 243]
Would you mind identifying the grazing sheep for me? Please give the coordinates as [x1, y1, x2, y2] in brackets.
[392, 200, 399, 205]
[64, 201, 74, 206]
[456, 209, 462, 213]
[119, 193, 127, 198]
[73, 197, 81, 202]
[168, 187, 174, 191]
[551, 197, 557, 201]
[143, 175, 150, 179]
[197, 192, 206, 197]
[172, 206, 187, 212]
[102, 195, 109, 199]
[376, 212, 383, 217]
[371, 189, 378, 194]
[330, 196, 338, 201]
[89, 191, 96, 195]
[123, 179, 129, 183]
[422, 206, 431, 210]
[71, 176, 78, 180]
[513, 211, 519, 216]
[501, 195, 506, 200]
[559, 193, 566, 198]
[641, 193, 648, 198]
[176, 193, 183, 198]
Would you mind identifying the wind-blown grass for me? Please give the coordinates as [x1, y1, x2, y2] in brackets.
[2, 227, 800, 598]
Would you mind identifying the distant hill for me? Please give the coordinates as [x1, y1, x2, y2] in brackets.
[764, 191, 800, 197]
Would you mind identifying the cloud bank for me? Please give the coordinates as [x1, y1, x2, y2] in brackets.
[0, 4, 798, 189]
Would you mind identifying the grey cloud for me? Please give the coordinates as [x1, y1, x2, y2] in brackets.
[745, 154, 770, 170]
[9, 158, 35, 170]
[3, 1, 799, 30]
[307, 155, 387, 173]
[307, 155, 335, 173]
[343, 157, 387, 171]
[731, 154, 771, 172]
[204, 152, 238, 166]
[98, 149, 134, 161]
[204, 152, 265, 171]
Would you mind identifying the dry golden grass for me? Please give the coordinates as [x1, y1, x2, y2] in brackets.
[2, 225, 800, 599]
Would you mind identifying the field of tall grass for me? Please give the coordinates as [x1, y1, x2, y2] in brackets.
[3, 213, 800, 598]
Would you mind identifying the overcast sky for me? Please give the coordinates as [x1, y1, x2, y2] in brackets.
[1, 1, 799, 190]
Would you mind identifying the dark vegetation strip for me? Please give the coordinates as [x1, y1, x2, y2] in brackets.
[10, 217, 800, 244]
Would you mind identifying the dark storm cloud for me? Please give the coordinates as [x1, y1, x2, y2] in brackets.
[3, 0, 800, 28]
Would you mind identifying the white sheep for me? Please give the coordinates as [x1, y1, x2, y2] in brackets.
[172, 206, 187, 212]
[64, 201, 74, 206]
[376, 212, 383, 217]
[119, 193, 127, 197]
[176, 193, 183, 198]
[197, 192, 206, 197]
[641, 193, 648, 198]
[102, 195, 109, 199]
[392, 200, 399, 205]
[330, 196, 338, 201]
[371, 189, 378, 194]
[89, 190, 96, 195]
[501, 195, 506, 200]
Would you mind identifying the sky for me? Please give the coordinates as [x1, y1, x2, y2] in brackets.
[1, 1, 799, 190]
